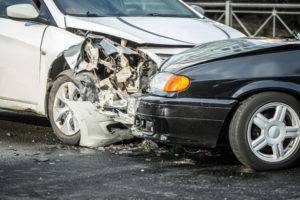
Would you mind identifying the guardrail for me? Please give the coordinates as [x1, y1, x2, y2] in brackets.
[186, 1, 300, 37]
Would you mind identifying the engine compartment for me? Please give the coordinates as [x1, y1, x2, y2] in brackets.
[63, 35, 158, 129]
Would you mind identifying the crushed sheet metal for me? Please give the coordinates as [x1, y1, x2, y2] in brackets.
[64, 37, 140, 73]
[94, 39, 138, 56]
[137, 48, 163, 67]
[63, 42, 84, 71]
[63, 35, 158, 147]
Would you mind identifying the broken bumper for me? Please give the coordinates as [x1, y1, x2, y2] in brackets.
[134, 96, 237, 148]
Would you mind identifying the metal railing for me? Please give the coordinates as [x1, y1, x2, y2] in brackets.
[187, 1, 300, 37]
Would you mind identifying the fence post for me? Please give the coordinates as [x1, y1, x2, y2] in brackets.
[225, 1, 232, 26]
[272, 9, 277, 37]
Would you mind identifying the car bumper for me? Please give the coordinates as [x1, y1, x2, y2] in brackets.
[134, 96, 237, 148]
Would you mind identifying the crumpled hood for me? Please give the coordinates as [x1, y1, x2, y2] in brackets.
[161, 38, 295, 72]
[65, 16, 244, 46]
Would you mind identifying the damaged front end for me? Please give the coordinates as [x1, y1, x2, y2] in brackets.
[63, 35, 158, 147]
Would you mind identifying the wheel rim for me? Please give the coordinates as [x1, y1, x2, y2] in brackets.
[247, 102, 300, 163]
[53, 82, 81, 136]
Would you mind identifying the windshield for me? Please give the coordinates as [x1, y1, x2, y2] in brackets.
[54, 0, 198, 18]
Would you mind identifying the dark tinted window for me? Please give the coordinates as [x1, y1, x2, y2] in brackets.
[39, 1, 56, 25]
[0, 0, 34, 18]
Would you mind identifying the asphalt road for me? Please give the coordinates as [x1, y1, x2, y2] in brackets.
[0, 111, 300, 200]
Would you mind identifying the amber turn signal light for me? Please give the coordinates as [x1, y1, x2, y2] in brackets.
[163, 75, 190, 92]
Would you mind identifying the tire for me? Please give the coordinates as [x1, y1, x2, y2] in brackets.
[229, 92, 300, 171]
[48, 71, 81, 145]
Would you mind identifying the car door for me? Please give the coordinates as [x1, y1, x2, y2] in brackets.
[0, 0, 47, 110]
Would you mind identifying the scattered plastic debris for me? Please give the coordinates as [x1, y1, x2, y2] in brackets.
[34, 157, 50, 163]
[140, 140, 159, 153]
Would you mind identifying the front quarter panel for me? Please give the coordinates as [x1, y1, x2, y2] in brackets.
[37, 26, 84, 115]
[176, 50, 300, 99]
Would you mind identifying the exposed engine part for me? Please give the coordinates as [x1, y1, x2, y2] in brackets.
[63, 35, 158, 147]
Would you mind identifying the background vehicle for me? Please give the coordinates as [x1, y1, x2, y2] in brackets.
[135, 38, 300, 170]
[0, 0, 244, 145]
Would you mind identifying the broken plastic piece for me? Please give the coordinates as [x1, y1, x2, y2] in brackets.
[66, 101, 133, 148]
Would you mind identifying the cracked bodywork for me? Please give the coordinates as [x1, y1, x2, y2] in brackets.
[63, 35, 158, 147]
[66, 101, 133, 147]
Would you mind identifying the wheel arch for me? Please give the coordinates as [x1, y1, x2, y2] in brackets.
[232, 80, 300, 100]
[217, 80, 300, 146]
[44, 56, 72, 118]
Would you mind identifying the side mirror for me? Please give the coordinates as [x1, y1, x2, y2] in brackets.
[190, 5, 205, 16]
[7, 4, 39, 20]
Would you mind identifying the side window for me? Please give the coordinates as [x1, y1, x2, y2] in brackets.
[39, 1, 56, 26]
[0, 0, 35, 18]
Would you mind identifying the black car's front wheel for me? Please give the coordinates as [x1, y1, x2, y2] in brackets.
[229, 92, 300, 171]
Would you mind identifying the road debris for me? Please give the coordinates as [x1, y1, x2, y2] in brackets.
[34, 157, 50, 163]
[7, 147, 17, 151]
[173, 159, 195, 165]
[97, 147, 105, 151]
[140, 140, 159, 153]
[25, 152, 41, 156]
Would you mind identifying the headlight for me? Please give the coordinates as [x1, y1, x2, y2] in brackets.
[149, 72, 190, 94]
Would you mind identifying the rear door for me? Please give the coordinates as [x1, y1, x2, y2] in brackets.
[0, 0, 47, 110]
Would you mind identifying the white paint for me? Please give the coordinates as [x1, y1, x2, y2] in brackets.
[65, 16, 244, 46]
[37, 26, 84, 115]
[66, 101, 132, 148]
[0, 18, 46, 110]
[7, 4, 39, 19]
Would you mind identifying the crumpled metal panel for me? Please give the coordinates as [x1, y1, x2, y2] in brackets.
[62, 35, 158, 147]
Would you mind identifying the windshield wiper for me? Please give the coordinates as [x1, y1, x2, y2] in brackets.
[70, 12, 107, 17]
[146, 13, 163, 17]
[146, 13, 191, 18]
[85, 11, 107, 17]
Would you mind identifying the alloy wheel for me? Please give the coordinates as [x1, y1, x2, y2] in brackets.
[53, 82, 81, 136]
[247, 102, 300, 163]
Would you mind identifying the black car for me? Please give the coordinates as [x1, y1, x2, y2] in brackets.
[134, 38, 300, 171]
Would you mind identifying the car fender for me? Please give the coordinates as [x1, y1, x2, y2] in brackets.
[232, 80, 300, 99]
[36, 26, 84, 116]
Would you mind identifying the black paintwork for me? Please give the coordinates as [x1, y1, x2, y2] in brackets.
[135, 38, 300, 148]
[135, 97, 236, 147]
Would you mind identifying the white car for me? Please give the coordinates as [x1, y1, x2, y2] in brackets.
[0, 0, 244, 146]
